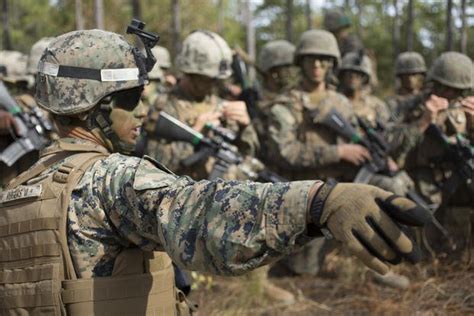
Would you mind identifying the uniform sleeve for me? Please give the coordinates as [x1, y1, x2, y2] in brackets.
[99, 156, 318, 276]
[267, 104, 340, 170]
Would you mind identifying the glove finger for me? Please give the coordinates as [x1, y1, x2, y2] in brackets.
[352, 223, 401, 265]
[369, 212, 422, 264]
[376, 195, 432, 227]
[346, 234, 390, 275]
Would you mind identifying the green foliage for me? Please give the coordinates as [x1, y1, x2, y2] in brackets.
[0, 0, 472, 93]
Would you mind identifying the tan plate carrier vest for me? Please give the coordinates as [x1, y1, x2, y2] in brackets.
[0, 141, 182, 315]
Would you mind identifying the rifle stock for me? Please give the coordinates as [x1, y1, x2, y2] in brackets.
[153, 111, 287, 182]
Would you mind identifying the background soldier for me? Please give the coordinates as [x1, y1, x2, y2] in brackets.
[338, 51, 390, 125]
[398, 52, 473, 256]
[386, 51, 427, 120]
[254, 39, 296, 163]
[145, 30, 259, 180]
[0, 28, 432, 315]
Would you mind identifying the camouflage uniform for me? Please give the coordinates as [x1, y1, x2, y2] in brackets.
[145, 31, 259, 180]
[146, 86, 259, 179]
[397, 52, 473, 254]
[386, 52, 427, 122]
[267, 88, 357, 181]
[24, 138, 315, 278]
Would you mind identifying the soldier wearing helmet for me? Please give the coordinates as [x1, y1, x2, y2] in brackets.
[266, 30, 400, 277]
[253, 40, 297, 150]
[145, 30, 259, 180]
[390, 52, 474, 255]
[0, 26, 433, 314]
[386, 52, 427, 119]
[338, 51, 391, 126]
[266, 29, 371, 184]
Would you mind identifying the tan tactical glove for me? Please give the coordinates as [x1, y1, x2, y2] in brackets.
[308, 180, 431, 275]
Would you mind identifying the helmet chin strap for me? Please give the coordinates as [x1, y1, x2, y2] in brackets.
[87, 104, 135, 154]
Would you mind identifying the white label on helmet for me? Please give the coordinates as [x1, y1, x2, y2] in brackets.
[38, 62, 59, 76]
[101, 68, 139, 82]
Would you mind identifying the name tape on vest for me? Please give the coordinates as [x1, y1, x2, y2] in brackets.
[0, 184, 43, 204]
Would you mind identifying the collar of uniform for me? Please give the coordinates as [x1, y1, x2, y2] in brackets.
[40, 138, 110, 158]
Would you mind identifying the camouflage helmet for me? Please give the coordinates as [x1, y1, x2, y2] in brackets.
[395, 52, 426, 75]
[176, 30, 232, 79]
[323, 9, 351, 33]
[36, 29, 148, 116]
[27, 37, 55, 75]
[152, 46, 172, 69]
[258, 40, 295, 73]
[427, 52, 473, 90]
[338, 51, 372, 79]
[0, 50, 30, 83]
[294, 29, 341, 66]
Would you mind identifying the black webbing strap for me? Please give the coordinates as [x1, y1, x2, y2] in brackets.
[57, 65, 102, 81]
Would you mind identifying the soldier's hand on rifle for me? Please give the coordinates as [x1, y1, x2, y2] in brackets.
[193, 111, 222, 133]
[222, 101, 251, 127]
[387, 157, 399, 173]
[337, 143, 371, 166]
[309, 182, 432, 275]
[419, 94, 449, 132]
[0, 110, 19, 135]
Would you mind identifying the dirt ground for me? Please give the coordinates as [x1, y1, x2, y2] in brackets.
[188, 250, 474, 315]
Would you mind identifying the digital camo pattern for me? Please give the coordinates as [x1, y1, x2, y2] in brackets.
[146, 86, 259, 179]
[352, 93, 391, 126]
[175, 31, 232, 79]
[35, 30, 144, 116]
[266, 88, 357, 181]
[31, 139, 316, 278]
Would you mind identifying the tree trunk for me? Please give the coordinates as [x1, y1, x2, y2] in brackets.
[286, 0, 293, 42]
[131, 0, 141, 19]
[243, 0, 255, 82]
[406, 0, 414, 50]
[217, 0, 224, 34]
[75, 0, 84, 30]
[305, 0, 312, 30]
[446, 0, 454, 51]
[94, 0, 104, 29]
[460, 0, 467, 53]
[1, 0, 11, 50]
[171, 0, 181, 56]
[392, 0, 400, 64]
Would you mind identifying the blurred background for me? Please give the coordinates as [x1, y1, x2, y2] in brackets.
[1, 0, 472, 94]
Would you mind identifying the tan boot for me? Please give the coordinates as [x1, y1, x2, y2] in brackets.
[372, 271, 410, 289]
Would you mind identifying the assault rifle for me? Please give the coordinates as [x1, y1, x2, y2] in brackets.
[321, 108, 439, 211]
[230, 47, 260, 119]
[425, 123, 474, 198]
[0, 81, 52, 167]
[321, 108, 392, 183]
[153, 111, 287, 182]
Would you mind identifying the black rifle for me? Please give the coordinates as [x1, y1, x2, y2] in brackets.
[321, 108, 440, 211]
[0, 81, 52, 167]
[321, 108, 393, 183]
[425, 123, 474, 199]
[153, 111, 287, 182]
[230, 52, 260, 119]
